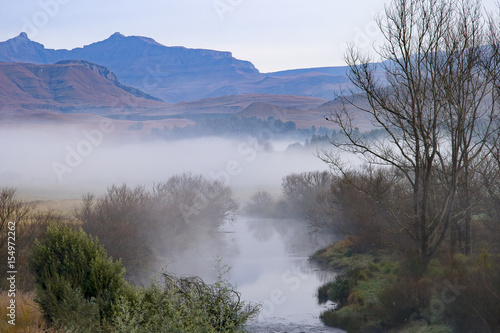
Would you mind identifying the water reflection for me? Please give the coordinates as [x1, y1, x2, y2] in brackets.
[165, 215, 344, 332]
[221, 216, 344, 332]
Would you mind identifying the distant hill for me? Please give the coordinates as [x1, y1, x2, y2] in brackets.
[0, 60, 168, 114]
[0, 33, 351, 103]
[163, 94, 328, 115]
[266, 66, 349, 77]
[237, 101, 333, 129]
[0, 60, 335, 127]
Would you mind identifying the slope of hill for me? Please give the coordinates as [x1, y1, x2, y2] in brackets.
[266, 66, 349, 77]
[0, 60, 168, 114]
[0, 33, 351, 103]
[162, 94, 329, 115]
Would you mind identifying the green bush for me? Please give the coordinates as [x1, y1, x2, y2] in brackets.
[327, 273, 355, 307]
[29, 224, 132, 331]
[320, 305, 364, 332]
[113, 262, 260, 333]
[317, 281, 336, 304]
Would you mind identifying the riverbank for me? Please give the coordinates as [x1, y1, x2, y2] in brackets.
[311, 240, 403, 332]
[310, 239, 499, 333]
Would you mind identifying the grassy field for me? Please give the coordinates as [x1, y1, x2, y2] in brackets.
[32, 199, 82, 216]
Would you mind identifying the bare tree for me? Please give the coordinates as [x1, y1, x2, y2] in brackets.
[76, 174, 238, 283]
[323, 0, 500, 267]
[281, 171, 333, 219]
[0, 187, 63, 290]
[245, 191, 276, 217]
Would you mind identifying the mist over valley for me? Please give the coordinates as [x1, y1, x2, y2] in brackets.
[7, 5, 500, 330]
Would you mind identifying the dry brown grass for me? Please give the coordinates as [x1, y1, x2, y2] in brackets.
[32, 199, 82, 218]
[0, 291, 65, 332]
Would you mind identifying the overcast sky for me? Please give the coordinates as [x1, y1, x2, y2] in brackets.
[0, 0, 498, 73]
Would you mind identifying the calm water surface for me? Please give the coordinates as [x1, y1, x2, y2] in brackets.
[166, 215, 344, 333]
[221, 216, 345, 333]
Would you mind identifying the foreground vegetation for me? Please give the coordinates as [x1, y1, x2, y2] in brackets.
[0, 176, 258, 332]
[4, 1, 500, 330]
[0, 291, 65, 333]
[2, 222, 259, 332]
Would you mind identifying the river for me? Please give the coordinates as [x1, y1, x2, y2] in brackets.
[166, 215, 344, 332]
[222, 216, 345, 333]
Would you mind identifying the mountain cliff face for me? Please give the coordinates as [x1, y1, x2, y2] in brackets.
[0, 33, 350, 103]
[0, 60, 167, 114]
[0, 33, 264, 103]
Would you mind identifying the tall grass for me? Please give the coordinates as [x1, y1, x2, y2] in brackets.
[0, 291, 64, 332]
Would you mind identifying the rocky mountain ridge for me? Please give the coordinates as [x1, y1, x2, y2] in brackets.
[0, 33, 351, 103]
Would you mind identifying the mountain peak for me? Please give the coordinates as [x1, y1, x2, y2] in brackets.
[17, 32, 29, 40]
[9, 32, 33, 43]
[109, 32, 125, 39]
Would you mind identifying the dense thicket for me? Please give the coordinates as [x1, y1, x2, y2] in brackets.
[113, 263, 260, 333]
[29, 224, 131, 331]
[280, 166, 500, 331]
[75, 173, 238, 283]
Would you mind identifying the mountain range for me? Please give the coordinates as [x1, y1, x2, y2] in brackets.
[0, 32, 350, 104]
[0, 32, 370, 129]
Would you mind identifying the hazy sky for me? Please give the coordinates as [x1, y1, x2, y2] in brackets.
[0, 0, 498, 72]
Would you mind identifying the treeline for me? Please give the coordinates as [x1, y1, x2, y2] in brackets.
[150, 115, 333, 140]
[0, 174, 238, 287]
[0, 174, 259, 332]
[243, 171, 335, 223]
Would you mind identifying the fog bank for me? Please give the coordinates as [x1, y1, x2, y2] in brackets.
[0, 125, 331, 199]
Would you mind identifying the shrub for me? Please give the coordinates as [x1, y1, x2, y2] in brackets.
[0, 291, 66, 332]
[76, 184, 154, 282]
[320, 305, 365, 332]
[376, 277, 421, 328]
[441, 253, 500, 332]
[29, 224, 132, 331]
[0, 188, 35, 290]
[317, 281, 335, 304]
[0, 187, 66, 291]
[281, 171, 333, 219]
[113, 262, 260, 333]
[327, 274, 355, 307]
